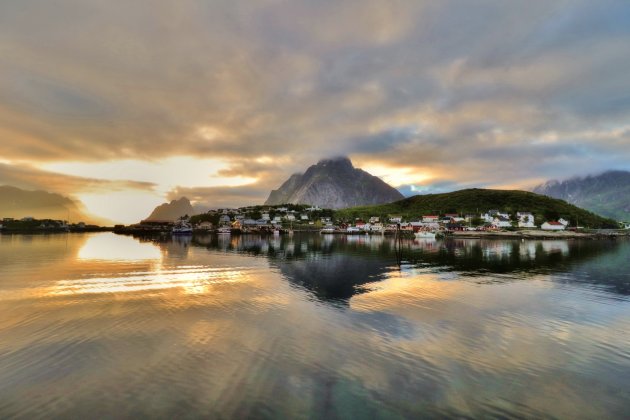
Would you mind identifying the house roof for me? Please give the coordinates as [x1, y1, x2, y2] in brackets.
[546, 221, 564, 225]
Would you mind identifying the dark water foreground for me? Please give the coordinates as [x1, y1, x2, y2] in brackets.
[1, 232, 629, 418]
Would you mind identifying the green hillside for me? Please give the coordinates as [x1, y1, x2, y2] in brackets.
[335, 188, 618, 228]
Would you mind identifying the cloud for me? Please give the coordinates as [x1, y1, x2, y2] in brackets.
[0, 0, 628, 210]
[0, 162, 155, 197]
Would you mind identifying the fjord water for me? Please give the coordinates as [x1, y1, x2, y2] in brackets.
[1, 233, 629, 418]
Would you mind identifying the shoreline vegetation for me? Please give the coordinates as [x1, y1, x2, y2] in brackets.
[109, 226, 629, 240]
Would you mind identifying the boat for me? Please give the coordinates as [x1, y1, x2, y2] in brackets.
[346, 226, 361, 234]
[415, 231, 436, 239]
[172, 220, 193, 235]
[320, 227, 335, 234]
[217, 226, 231, 235]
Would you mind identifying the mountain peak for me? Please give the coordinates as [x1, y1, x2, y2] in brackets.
[316, 156, 353, 167]
[145, 197, 194, 221]
[265, 158, 403, 209]
[533, 170, 630, 221]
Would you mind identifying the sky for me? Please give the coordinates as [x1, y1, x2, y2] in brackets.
[1, 0, 629, 224]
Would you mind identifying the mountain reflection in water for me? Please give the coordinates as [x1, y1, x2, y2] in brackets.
[188, 233, 630, 299]
[0, 232, 628, 419]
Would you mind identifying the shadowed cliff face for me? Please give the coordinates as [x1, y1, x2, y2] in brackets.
[0, 185, 103, 224]
[145, 197, 194, 221]
[265, 157, 404, 209]
[533, 171, 630, 221]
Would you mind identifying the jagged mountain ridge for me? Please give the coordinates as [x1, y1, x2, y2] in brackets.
[532, 170, 630, 221]
[265, 157, 404, 209]
[145, 197, 194, 221]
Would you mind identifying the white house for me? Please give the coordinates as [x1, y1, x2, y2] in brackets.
[306, 206, 321, 212]
[369, 216, 380, 223]
[219, 215, 231, 224]
[492, 216, 512, 228]
[262, 213, 270, 221]
[300, 214, 309, 221]
[517, 212, 536, 228]
[558, 218, 570, 226]
[285, 214, 296, 221]
[541, 221, 566, 231]
[389, 215, 403, 223]
[370, 223, 384, 232]
[482, 210, 509, 223]
[422, 215, 439, 223]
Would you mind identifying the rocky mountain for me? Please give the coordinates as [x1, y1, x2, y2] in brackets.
[265, 157, 404, 209]
[145, 197, 194, 221]
[532, 171, 630, 221]
[0, 185, 102, 223]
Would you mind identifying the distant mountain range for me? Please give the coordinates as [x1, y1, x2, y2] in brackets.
[0, 185, 106, 224]
[265, 157, 404, 209]
[336, 188, 617, 228]
[532, 171, 630, 221]
[145, 197, 194, 221]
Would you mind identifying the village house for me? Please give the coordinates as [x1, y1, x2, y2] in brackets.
[300, 214, 309, 221]
[422, 215, 439, 223]
[444, 213, 465, 222]
[369, 216, 380, 224]
[482, 210, 509, 223]
[306, 206, 321, 212]
[389, 215, 403, 223]
[285, 214, 296, 221]
[541, 221, 566, 231]
[262, 213, 270, 221]
[219, 215, 231, 224]
[517, 212, 536, 228]
[492, 216, 512, 229]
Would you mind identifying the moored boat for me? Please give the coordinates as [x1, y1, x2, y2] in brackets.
[217, 226, 231, 235]
[172, 220, 193, 235]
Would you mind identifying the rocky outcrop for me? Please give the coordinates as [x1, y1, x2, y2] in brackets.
[264, 157, 404, 209]
[145, 197, 194, 221]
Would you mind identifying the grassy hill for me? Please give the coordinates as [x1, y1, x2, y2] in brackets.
[335, 188, 618, 228]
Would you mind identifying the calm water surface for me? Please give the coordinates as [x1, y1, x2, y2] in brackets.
[1, 232, 629, 418]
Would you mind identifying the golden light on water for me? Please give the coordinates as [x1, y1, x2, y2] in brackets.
[78, 233, 162, 261]
[51, 267, 250, 296]
[65, 234, 253, 295]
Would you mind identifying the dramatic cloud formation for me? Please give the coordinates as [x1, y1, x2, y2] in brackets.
[0, 0, 629, 222]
